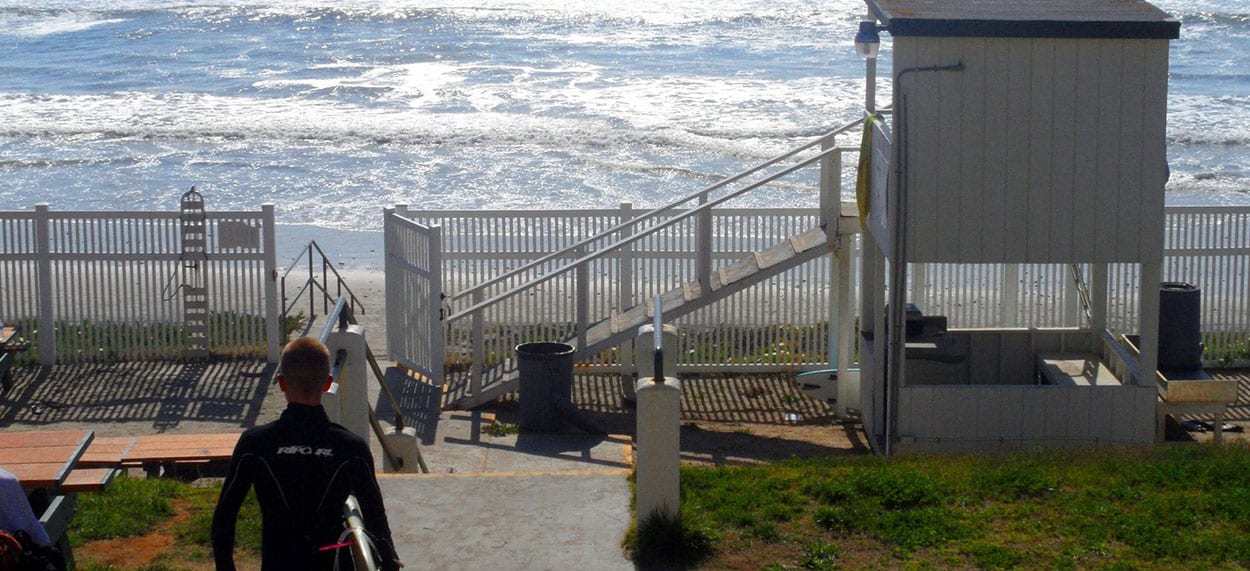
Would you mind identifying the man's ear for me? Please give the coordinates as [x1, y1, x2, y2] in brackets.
[322, 376, 334, 392]
[277, 375, 289, 392]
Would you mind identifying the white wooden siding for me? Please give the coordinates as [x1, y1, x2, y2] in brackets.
[895, 36, 1170, 264]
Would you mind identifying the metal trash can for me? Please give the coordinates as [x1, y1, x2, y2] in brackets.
[516, 342, 576, 432]
[1159, 282, 1203, 371]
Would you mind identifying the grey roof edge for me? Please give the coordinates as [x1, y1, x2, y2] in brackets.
[864, 1, 1180, 40]
[886, 18, 1180, 39]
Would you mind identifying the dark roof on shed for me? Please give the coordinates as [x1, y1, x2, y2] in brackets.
[866, 0, 1180, 39]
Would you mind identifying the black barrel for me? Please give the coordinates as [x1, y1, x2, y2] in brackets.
[1158, 282, 1203, 371]
[516, 342, 576, 432]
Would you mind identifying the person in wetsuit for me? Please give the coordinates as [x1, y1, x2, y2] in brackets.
[212, 337, 402, 571]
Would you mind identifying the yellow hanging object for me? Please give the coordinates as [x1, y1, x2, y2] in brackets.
[856, 114, 878, 230]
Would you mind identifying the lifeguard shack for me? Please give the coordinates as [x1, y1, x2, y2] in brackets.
[857, 0, 1182, 453]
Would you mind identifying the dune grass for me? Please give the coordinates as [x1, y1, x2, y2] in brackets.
[628, 443, 1250, 569]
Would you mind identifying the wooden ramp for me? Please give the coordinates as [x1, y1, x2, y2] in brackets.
[446, 225, 833, 409]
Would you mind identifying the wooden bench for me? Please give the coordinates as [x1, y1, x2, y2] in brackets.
[61, 467, 120, 493]
[79, 436, 137, 468]
[121, 433, 240, 477]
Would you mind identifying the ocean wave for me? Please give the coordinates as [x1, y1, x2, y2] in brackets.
[0, 0, 857, 28]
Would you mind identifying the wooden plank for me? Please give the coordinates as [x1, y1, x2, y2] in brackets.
[61, 468, 119, 493]
[979, 39, 1012, 263]
[5, 463, 73, 489]
[0, 430, 90, 450]
[80, 436, 136, 467]
[0, 446, 84, 466]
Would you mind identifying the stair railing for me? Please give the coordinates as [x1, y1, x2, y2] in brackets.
[445, 116, 869, 394]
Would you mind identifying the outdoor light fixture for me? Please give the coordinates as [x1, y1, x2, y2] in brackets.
[854, 21, 882, 59]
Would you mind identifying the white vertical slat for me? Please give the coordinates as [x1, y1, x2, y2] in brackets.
[958, 38, 987, 261]
[1050, 40, 1078, 262]
[1139, 41, 1169, 263]
[1003, 39, 1033, 262]
[896, 38, 937, 262]
[1094, 41, 1124, 263]
[1071, 41, 1101, 263]
[1117, 40, 1147, 260]
[1027, 39, 1055, 262]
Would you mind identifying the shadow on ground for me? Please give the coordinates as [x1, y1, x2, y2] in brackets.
[0, 360, 276, 432]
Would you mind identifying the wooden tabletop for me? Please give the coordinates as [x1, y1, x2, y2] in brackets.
[0, 430, 94, 490]
[121, 432, 240, 465]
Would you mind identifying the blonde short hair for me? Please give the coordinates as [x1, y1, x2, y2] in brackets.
[279, 337, 331, 396]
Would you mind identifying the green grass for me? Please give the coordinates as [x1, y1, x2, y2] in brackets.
[8, 310, 304, 364]
[72, 476, 262, 560]
[629, 444, 1250, 569]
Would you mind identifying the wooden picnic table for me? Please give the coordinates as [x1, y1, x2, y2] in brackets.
[0, 429, 94, 490]
[0, 429, 95, 569]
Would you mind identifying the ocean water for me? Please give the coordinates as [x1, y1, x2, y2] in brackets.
[0, 0, 1247, 247]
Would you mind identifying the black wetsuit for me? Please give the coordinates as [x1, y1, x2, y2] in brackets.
[211, 403, 400, 571]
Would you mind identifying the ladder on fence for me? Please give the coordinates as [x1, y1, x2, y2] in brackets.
[414, 117, 869, 409]
[180, 187, 210, 360]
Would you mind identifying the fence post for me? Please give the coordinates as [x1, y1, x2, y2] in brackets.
[696, 192, 712, 297]
[35, 203, 55, 366]
[324, 324, 371, 444]
[1003, 263, 1020, 328]
[470, 289, 484, 398]
[820, 137, 840, 247]
[262, 204, 280, 363]
[576, 244, 589, 349]
[429, 224, 445, 386]
[617, 203, 636, 393]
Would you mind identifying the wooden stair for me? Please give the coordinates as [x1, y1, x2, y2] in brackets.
[446, 225, 834, 409]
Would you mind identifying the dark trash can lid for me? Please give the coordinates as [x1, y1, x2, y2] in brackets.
[1161, 282, 1198, 292]
[515, 342, 575, 358]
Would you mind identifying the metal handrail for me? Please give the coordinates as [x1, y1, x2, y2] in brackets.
[281, 240, 367, 329]
[447, 118, 867, 308]
[447, 134, 861, 321]
[321, 297, 429, 474]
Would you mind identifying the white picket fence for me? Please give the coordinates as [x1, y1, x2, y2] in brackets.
[402, 204, 1250, 371]
[0, 204, 280, 364]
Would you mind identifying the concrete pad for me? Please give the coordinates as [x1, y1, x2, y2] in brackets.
[380, 471, 634, 570]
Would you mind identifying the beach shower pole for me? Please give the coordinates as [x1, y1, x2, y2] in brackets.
[636, 294, 680, 527]
[855, 20, 882, 113]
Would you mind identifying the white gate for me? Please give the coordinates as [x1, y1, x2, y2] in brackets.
[384, 207, 444, 385]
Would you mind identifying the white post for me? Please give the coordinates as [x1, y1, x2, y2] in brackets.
[35, 204, 55, 366]
[617, 203, 637, 396]
[635, 376, 681, 525]
[576, 244, 589, 349]
[428, 224, 445, 387]
[1003, 263, 1020, 328]
[1138, 263, 1161, 387]
[836, 247, 859, 416]
[380, 424, 423, 474]
[696, 193, 713, 297]
[470, 289, 484, 397]
[324, 324, 371, 445]
[262, 204, 280, 363]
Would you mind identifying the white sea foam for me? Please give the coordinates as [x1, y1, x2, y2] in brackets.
[1, 11, 125, 37]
